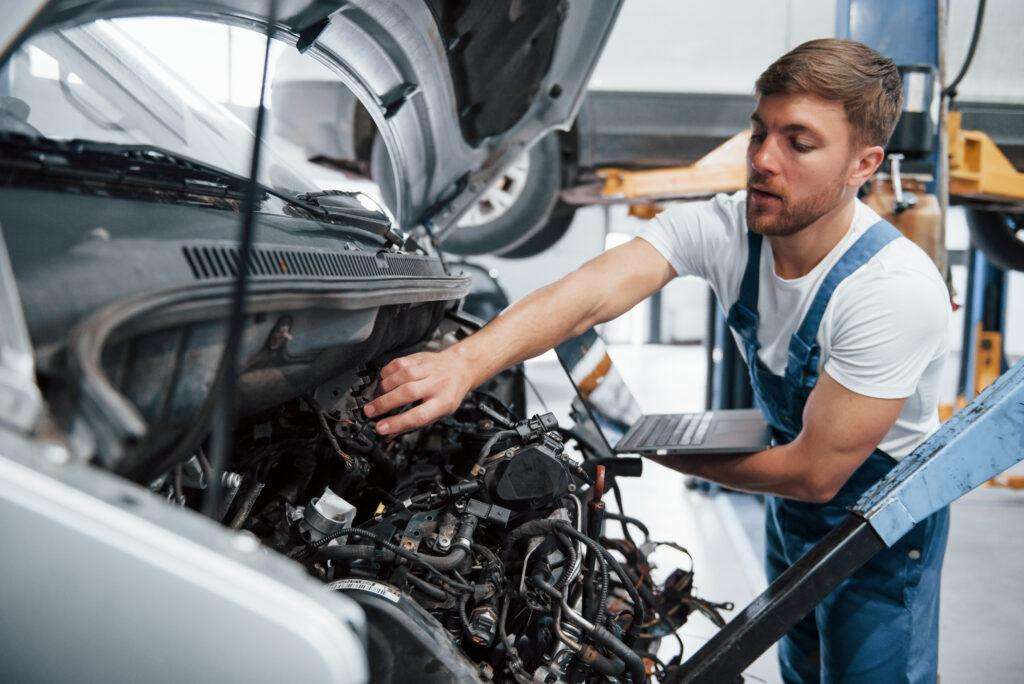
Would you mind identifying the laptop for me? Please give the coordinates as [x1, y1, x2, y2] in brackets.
[555, 327, 772, 456]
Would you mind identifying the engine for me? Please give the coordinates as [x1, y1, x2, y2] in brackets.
[153, 354, 729, 683]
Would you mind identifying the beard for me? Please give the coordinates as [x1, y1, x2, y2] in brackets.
[745, 172, 846, 236]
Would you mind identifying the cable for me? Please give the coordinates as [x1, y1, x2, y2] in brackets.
[203, 0, 278, 517]
[604, 511, 651, 542]
[943, 0, 987, 99]
[476, 429, 516, 468]
[530, 575, 646, 684]
[611, 481, 638, 547]
[504, 518, 610, 627]
[404, 573, 449, 601]
[314, 527, 472, 592]
[303, 393, 354, 470]
[421, 219, 451, 275]
[522, 367, 551, 413]
[459, 594, 473, 633]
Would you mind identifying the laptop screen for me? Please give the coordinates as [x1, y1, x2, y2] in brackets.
[554, 327, 644, 451]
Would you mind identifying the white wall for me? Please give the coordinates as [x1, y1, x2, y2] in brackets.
[591, 0, 1023, 103]
[947, 0, 1024, 103]
[591, 0, 835, 94]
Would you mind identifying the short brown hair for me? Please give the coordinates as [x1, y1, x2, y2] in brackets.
[755, 38, 903, 148]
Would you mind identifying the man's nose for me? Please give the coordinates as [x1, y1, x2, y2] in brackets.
[749, 136, 781, 177]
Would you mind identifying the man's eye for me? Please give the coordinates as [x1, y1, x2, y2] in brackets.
[750, 132, 766, 143]
[792, 140, 814, 153]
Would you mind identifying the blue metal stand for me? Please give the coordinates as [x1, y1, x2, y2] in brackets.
[960, 211, 1010, 401]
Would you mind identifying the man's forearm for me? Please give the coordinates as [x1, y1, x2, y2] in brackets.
[649, 441, 847, 503]
[448, 271, 601, 388]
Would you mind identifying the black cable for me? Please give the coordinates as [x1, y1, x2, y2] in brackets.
[504, 518, 610, 627]
[458, 594, 473, 634]
[404, 573, 449, 601]
[498, 593, 528, 679]
[304, 393, 354, 470]
[943, 0, 987, 99]
[421, 219, 451, 275]
[476, 429, 517, 468]
[604, 511, 650, 541]
[610, 481, 638, 548]
[314, 527, 473, 592]
[470, 542, 502, 573]
[530, 575, 646, 684]
[522, 368, 550, 413]
[203, 0, 278, 517]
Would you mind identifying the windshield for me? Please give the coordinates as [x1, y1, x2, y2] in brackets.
[0, 18, 379, 200]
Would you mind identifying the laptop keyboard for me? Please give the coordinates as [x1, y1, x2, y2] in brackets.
[619, 412, 713, 451]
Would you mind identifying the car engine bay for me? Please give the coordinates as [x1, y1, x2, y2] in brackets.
[147, 316, 730, 683]
[0, 3, 729, 681]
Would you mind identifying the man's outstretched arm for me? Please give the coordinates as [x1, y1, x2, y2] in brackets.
[364, 238, 676, 434]
[649, 371, 906, 503]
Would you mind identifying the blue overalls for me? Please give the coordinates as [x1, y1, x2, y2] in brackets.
[725, 220, 950, 683]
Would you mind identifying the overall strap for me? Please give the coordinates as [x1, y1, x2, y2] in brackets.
[726, 230, 764, 347]
[784, 220, 903, 388]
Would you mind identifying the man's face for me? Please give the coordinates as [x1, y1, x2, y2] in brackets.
[746, 93, 858, 236]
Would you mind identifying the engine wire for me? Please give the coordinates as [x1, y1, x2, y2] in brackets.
[203, 0, 278, 517]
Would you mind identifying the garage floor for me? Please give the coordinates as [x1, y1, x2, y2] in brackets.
[524, 344, 1024, 683]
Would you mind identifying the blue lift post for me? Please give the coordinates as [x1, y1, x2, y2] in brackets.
[960, 215, 1010, 402]
[671, 2, 1024, 680]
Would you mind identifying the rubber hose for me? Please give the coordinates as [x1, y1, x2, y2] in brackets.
[319, 544, 395, 562]
[506, 519, 609, 627]
[579, 646, 626, 677]
[532, 576, 646, 683]
[404, 573, 449, 601]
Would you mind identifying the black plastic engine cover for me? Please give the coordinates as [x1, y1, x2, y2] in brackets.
[493, 441, 569, 512]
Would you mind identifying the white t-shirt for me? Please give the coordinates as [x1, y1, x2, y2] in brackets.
[639, 191, 950, 460]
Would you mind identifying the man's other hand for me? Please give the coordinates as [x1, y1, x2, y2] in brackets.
[363, 350, 474, 435]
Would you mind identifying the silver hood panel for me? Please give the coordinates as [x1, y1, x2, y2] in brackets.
[1, 0, 621, 232]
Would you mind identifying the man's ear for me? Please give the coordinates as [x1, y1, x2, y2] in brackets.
[847, 145, 885, 187]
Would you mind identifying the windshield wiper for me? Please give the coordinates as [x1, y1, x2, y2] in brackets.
[0, 132, 269, 203]
[0, 133, 407, 247]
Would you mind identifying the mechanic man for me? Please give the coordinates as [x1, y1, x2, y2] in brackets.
[364, 39, 950, 683]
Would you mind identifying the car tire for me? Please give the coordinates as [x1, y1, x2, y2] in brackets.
[440, 131, 576, 258]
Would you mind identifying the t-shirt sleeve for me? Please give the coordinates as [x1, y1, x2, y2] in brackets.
[637, 194, 742, 282]
[824, 269, 950, 399]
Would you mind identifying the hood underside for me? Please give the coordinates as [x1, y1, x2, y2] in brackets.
[2, 0, 621, 235]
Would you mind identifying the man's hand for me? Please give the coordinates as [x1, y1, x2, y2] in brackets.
[363, 350, 475, 435]
[365, 237, 676, 436]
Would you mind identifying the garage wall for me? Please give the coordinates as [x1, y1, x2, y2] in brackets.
[590, 0, 835, 94]
[947, 0, 1024, 104]
[590, 0, 1023, 103]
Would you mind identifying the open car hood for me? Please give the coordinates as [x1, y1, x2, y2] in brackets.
[2, 0, 620, 235]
